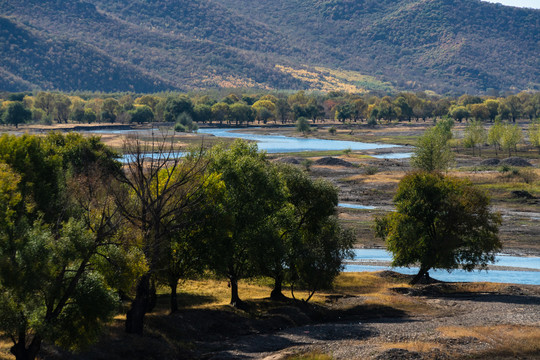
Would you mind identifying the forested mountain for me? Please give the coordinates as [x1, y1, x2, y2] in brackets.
[0, 0, 538, 93]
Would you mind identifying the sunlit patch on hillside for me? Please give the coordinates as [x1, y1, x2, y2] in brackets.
[275, 65, 394, 93]
[199, 75, 270, 89]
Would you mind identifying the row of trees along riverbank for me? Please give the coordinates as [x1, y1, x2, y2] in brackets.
[0, 90, 539, 128]
[0, 133, 353, 360]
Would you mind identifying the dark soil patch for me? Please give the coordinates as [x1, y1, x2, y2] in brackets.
[511, 190, 535, 199]
[276, 157, 303, 165]
[314, 157, 355, 167]
[500, 157, 533, 167]
[479, 158, 500, 166]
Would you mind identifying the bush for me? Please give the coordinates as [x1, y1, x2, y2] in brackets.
[367, 117, 378, 127]
[296, 117, 311, 134]
[363, 166, 379, 175]
[328, 126, 337, 135]
[174, 122, 186, 132]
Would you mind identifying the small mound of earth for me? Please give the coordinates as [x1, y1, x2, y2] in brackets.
[376, 348, 450, 360]
[375, 349, 422, 360]
[314, 157, 355, 167]
[479, 158, 500, 166]
[511, 190, 535, 199]
[500, 157, 533, 167]
[275, 157, 302, 164]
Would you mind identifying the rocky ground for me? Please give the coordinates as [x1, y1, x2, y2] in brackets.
[194, 281, 540, 359]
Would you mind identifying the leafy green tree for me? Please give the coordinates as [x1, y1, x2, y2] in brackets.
[529, 120, 540, 153]
[83, 108, 97, 123]
[229, 103, 254, 126]
[164, 96, 193, 123]
[463, 120, 487, 156]
[393, 96, 413, 121]
[101, 98, 120, 123]
[376, 98, 399, 122]
[469, 103, 490, 122]
[296, 116, 311, 134]
[375, 172, 502, 284]
[305, 100, 324, 123]
[503, 95, 522, 123]
[129, 105, 154, 124]
[262, 165, 352, 301]
[449, 106, 470, 123]
[275, 98, 291, 124]
[485, 99, 500, 122]
[288, 217, 354, 301]
[119, 95, 134, 111]
[53, 94, 72, 123]
[0, 134, 62, 222]
[33, 92, 55, 117]
[135, 95, 159, 112]
[159, 171, 225, 313]
[488, 121, 504, 156]
[252, 99, 276, 124]
[211, 102, 229, 125]
[206, 140, 285, 307]
[411, 125, 454, 172]
[0, 219, 120, 360]
[352, 98, 368, 122]
[2, 102, 31, 128]
[0, 135, 132, 360]
[501, 123, 523, 156]
[334, 102, 354, 122]
[193, 103, 212, 124]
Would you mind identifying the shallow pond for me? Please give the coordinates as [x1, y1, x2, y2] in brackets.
[346, 249, 540, 285]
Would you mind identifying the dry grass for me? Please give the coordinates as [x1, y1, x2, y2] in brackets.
[446, 282, 506, 294]
[174, 276, 332, 309]
[332, 272, 433, 314]
[0, 337, 14, 360]
[379, 340, 442, 353]
[285, 351, 334, 360]
[360, 172, 403, 184]
[438, 325, 540, 357]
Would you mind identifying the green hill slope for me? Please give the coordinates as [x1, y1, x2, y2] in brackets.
[0, 0, 538, 93]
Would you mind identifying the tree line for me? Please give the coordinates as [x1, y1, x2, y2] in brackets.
[0, 133, 353, 360]
[0, 90, 539, 129]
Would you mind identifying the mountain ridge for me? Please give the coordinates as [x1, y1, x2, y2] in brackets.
[1, 0, 538, 93]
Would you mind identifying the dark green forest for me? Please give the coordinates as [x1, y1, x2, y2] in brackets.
[0, 0, 538, 93]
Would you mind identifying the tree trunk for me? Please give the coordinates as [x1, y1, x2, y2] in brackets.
[148, 278, 157, 313]
[411, 267, 430, 285]
[229, 276, 244, 308]
[11, 333, 41, 360]
[270, 275, 287, 301]
[125, 273, 151, 334]
[169, 279, 178, 314]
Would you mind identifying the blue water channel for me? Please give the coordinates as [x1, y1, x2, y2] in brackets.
[197, 128, 400, 153]
[110, 127, 409, 161]
[346, 249, 540, 285]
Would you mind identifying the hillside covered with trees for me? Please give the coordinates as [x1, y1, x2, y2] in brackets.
[0, 0, 538, 94]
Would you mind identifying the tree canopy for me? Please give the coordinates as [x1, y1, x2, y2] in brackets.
[375, 172, 502, 284]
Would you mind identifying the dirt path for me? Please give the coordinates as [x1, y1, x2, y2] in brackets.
[201, 288, 540, 359]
